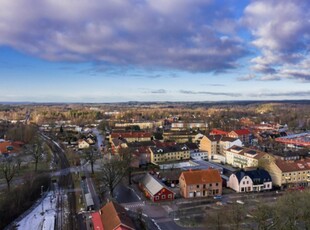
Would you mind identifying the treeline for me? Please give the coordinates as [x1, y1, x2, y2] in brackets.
[0, 174, 50, 229]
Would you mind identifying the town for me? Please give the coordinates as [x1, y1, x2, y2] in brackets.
[0, 101, 309, 230]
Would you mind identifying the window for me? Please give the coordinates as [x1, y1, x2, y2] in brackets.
[197, 185, 200, 188]
[247, 181, 249, 184]
[162, 195, 166, 199]
[155, 196, 159, 200]
[243, 181, 245, 185]
[209, 183, 212, 187]
[215, 183, 218, 186]
[168, 194, 172, 198]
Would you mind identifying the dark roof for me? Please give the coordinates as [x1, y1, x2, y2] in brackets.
[127, 141, 156, 148]
[235, 169, 272, 185]
[150, 144, 189, 154]
[184, 142, 199, 150]
[206, 135, 222, 142]
[220, 136, 238, 142]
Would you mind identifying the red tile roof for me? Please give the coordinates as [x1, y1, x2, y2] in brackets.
[275, 159, 310, 172]
[180, 169, 222, 185]
[0, 141, 21, 154]
[231, 129, 251, 135]
[91, 212, 104, 230]
[210, 129, 228, 136]
[100, 201, 135, 230]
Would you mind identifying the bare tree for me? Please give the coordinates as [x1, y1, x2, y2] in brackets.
[0, 158, 17, 191]
[98, 154, 131, 198]
[83, 147, 98, 174]
[30, 140, 44, 172]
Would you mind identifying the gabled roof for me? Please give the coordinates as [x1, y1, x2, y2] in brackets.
[210, 129, 228, 135]
[180, 169, 222, 185]
[220, 136, 238, 142]
[100, 201, 135, 230]
[205, 135, 222, 142]
[91, 212, 104, 230]
[150, 144, 189, 154]
[230, 129, 251, 135]
[141, 173, 172, 196]
[275, 159, 310, 172]
[234, 169, 272, 184]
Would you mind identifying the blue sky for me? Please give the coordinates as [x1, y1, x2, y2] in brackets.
[0, 0, 309, 102]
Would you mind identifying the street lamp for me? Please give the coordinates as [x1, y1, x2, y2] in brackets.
[41, 185, 44, 214]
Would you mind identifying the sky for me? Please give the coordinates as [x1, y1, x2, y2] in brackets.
[0, 0, 309, 103]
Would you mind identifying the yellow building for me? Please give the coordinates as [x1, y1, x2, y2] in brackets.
[225, 146, 271, 168]
[264, 158, 310, 187]
[149, 144, 190, 164]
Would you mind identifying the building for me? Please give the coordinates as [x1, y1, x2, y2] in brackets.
[110, 131, 152, 143]
[115, 121, 162, 130]
[275, 132, 310, 148]
[111, 138, 128, 154]
[219, 137, 243, 155]
[149, 143, 190, 164]
[199, 135, 222, 159]
[139, 173, 175, 202]
[227, 169, 272, 192]
[96, 201, 135, 230]
[162, 130, 201, 143]
[225, 146, 271, 168]
[185, 142, 208, 160]
[264, 158, 310, 188]
[228, 129, 251, 144]
[199, 135, 242, 159]
[179, 169, 222, 198]
[78, 139, 90, 149]
[171, 121, 208, 131]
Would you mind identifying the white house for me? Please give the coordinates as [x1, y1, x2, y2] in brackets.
[219, 137, 242, 155]
[227, 169, 272, 193]
[78, 139, 90, 149]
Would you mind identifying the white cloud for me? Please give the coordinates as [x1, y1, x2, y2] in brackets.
[243, 0, 310, 82]
[0, 0, 247, 73]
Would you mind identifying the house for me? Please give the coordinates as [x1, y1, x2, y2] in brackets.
[179, 169, 222, 198]
[149, 143, 190, 164]
[264, 158, 310, 188]
[111, 138, 128, 154]
[171, 121, 208, 131]
[186, 142, 208, 160]
[228, 129, 251, 144]
[95, 201, 135, 230]
[78, 139, 90, 149]
[225, 146, 271, 168]
[139, 173, 175, 202]
[227, 169, 272, 192]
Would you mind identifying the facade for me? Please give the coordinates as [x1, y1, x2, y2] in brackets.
[140, 173, 175, 202]
[199, 135, 221, 159]
[227, 169, 272, 192]
[264, 158, 310, 187]
[78, 139, 90, 149]
[179, 169, 222, 198]
[219, 137, 243, 155]
[110, 132, 152, 143]
[171, 121, 208, 131]
[162, 131, 201, 143]
[228, 129, 251, 144]
[225, 146, 270, 168]
[149, 144, 190, 164]
[115, 121, 162, 130]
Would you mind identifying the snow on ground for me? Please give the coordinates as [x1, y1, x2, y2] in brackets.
[16, 192, 56, 230]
